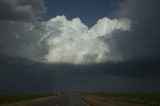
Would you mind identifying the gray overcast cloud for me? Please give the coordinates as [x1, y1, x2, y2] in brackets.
[0, 0, 46, 21]
[111, 0, 160, 60]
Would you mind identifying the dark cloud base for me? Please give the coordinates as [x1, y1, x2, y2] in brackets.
[0, 54, 160, 94]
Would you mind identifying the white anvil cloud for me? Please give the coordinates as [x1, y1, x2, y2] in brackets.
[40, 16, 131, 64]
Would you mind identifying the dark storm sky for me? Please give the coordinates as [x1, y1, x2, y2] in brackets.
[0, 0, 160, 94]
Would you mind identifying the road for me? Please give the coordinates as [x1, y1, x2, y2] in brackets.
[25, 93, 89, 106]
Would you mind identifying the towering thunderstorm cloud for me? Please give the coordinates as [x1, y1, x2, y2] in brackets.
[0, 0, 132, 65]
[40, 16, 131, 64]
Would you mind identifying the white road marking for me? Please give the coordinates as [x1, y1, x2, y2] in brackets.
[80, 99, 90, 106]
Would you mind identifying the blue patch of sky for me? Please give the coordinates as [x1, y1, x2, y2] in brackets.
[44, 0, 123, 27]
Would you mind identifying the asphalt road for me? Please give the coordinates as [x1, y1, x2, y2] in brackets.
[27, 93, 89, 106]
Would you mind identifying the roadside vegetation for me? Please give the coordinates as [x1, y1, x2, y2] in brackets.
[81, 92, 160, 106]
[0, 94, 54, 104]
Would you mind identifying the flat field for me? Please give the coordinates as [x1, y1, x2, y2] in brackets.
[0, 94, 53, 105]
[80, 93, 160, 106]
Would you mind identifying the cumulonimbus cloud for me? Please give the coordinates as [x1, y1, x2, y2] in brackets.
[0, 0, 132, 65]
[39, 16, 131, 64]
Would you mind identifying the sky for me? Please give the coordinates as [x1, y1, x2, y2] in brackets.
[0, 0, 160, 94]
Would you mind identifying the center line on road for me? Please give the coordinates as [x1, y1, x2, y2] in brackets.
[80, 99, 90, 106]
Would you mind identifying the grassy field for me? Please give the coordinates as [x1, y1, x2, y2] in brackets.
[0, 94, 54, 104]
[81, 93, 160, 106]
